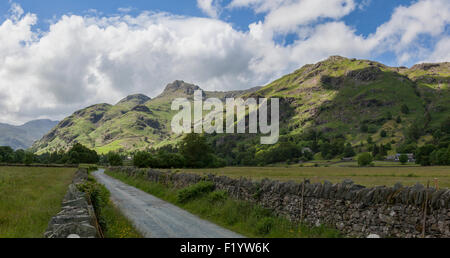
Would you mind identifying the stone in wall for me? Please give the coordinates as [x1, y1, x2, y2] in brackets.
[44, 169, 99, 238]
[108, 167, 450, 238]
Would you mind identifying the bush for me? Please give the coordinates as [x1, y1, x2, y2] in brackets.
[401, 104, 410, 114]
[133, 151, 153, 168]
[358, 153, 373, 167]
[177, 181, 215, 203]
[78, 180, 110, 230]
[107, 152, 123, 166]
[207, 191, 228, 203]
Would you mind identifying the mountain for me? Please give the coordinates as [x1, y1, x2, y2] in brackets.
[0, 119, 59, 150]
[31, 57, 450, 155]
[247, 56, 449, 144]
[32, 80, 261, 154]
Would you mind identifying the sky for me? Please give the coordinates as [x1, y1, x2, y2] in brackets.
[0, 0, 449, 125]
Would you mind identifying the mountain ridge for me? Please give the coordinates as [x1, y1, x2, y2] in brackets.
[0, 119, 59, 150]
[31, 56, 450, 155]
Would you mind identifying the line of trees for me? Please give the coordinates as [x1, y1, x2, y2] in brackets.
[132, 133, 226, 169]
[0, 143, 99, 165]
[209, 130, 357, 166]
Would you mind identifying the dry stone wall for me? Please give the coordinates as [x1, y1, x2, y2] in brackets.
[109, 167, 450, 238]
[45, 169, 99, 238]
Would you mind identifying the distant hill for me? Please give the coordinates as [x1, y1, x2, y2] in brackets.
[31, 56, 449, 155]
[0, 119, 59, 149]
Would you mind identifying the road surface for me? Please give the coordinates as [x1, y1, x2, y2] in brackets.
[93, 169, 243, 238]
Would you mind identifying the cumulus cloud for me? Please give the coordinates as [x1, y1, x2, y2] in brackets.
[369, 0, 450, 63]
[250, 0, 356, 35]
[0, 0, 449, 124]
[197, 0, 222, 18]
[425, 36, 450, 62]
[0, 8, 260, 124]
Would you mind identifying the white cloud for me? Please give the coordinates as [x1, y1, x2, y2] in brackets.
[197, 0, 221, 18]
[358, 0, 372, 10]
[369, 0, 450, 63]
[118, 7, 133, 13]
[0, 9, 260, 124]
[0, 0, 449, 124]
[425, 36, 450, 62]
[229, 0, 356, 35]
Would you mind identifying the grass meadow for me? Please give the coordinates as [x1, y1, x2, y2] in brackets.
[0, 166, 76, 238]
[170, 165, 450, 188]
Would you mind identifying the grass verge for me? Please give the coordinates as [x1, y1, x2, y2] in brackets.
[105, 170, 341, 238]
[78, 176, 142, 238]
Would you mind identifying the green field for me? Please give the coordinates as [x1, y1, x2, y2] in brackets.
[0, 166, 76, 238]
[170, 166, 450, 188]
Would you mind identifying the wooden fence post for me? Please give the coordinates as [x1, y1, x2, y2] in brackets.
[300, 179, 305, 223]
[421, 180, 430, 238]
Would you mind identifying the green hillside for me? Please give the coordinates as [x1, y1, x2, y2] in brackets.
[32, 80, 260, 154]
[32, 57, 450, 158]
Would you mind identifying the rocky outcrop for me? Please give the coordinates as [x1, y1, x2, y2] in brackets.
[45, 169, 99, 238]
[109, 167, 450, 238]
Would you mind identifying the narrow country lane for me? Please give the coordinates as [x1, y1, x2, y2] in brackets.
[93, 169, 244, 238]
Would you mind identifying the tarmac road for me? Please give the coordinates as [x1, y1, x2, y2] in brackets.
[93, 169, 243, 238]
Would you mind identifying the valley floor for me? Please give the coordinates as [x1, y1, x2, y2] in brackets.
[170, 165, 450, 188]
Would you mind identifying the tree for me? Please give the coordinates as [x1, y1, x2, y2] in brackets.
[380, 130, 387, 138]
[386, 111, 393, 120]
[441, 117, 450, 134]
[133, 151, 153, 168]
[367, 136, 373, 144]
[107, 152, 123, 166]
[0, 146, 14, 163]
[407, 122, 422, 140]
[358, 153, 373, 167]
[396, 116, 402, 124]
[416, 145, 435, 166]
[401, 104, 410, 114]
[430, 148, 450, 166]
[360, 124, 369, 133]
[399, 154, 408, 165]
[13, 149, 25, 163]
[372, 144, 380, 157]
[23, 152, 34, 165]
[343, 143, 356, 157]
[179, 133, 214, 168]
[65, 143, 99, 164]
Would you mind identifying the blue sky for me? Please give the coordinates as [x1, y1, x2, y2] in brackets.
[0, 0, 418, 35]
[0, 0, 449, 124]
[0, 0, 439, 66]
